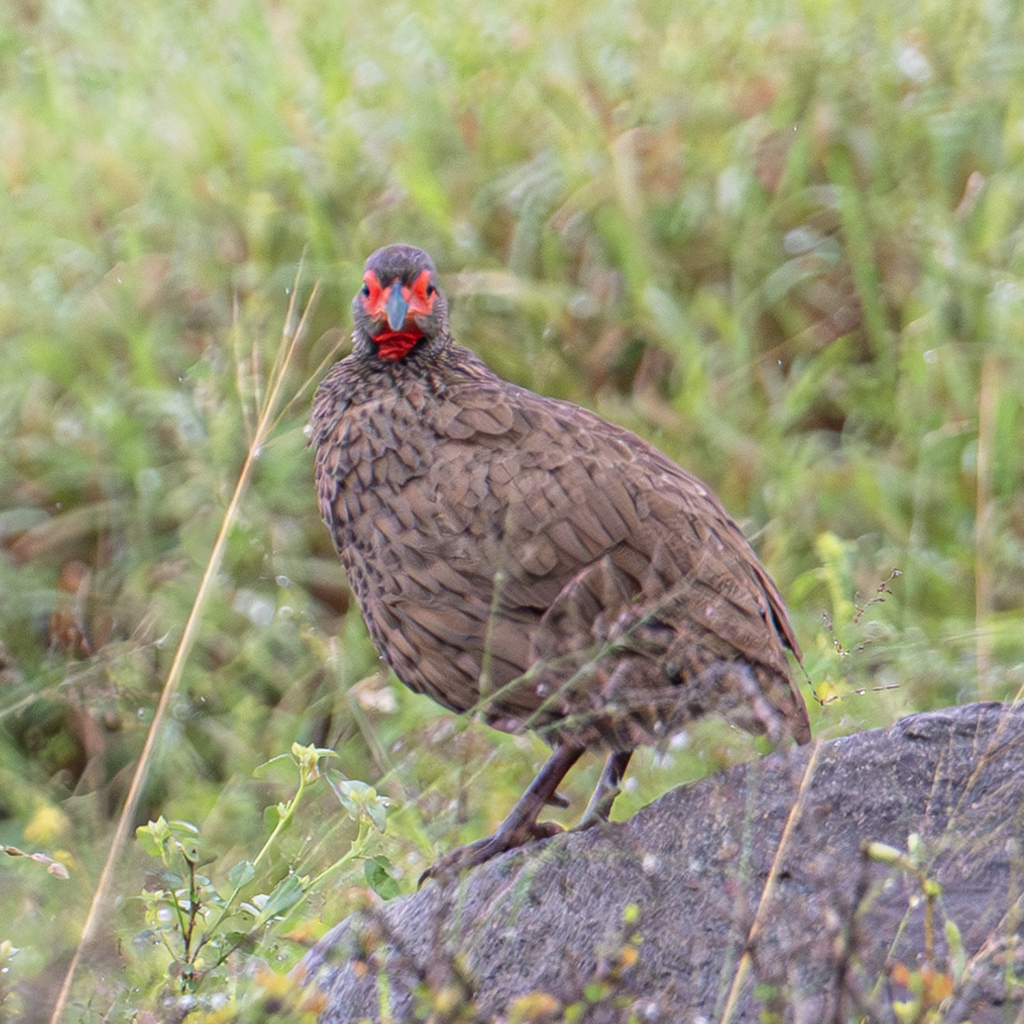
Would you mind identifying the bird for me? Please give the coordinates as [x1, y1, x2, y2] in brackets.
[311, 244, 810, 878]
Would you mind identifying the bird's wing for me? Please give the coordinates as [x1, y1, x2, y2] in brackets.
[423, 379, 808, 742]
[435, 381, 795, 654]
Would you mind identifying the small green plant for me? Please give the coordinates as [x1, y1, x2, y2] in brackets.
[863, 835, 964, 1024]
[134, 742, 393, 1000]
[798, 541, 903, 716]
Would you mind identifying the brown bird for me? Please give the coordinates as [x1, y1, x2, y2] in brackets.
[312, 244, 810, 877]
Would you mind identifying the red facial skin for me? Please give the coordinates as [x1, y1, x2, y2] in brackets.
[361, 268, 436, 361]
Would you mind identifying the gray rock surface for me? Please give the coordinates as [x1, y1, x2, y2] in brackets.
[300, 702, 1024, 1022]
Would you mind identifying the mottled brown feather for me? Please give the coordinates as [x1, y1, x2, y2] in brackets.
[313, 247, 809, 756]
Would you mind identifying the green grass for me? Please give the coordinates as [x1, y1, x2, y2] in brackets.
[1, 0, 1023, 1019]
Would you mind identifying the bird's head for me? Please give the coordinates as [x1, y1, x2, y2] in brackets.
[352, 244, 448, 362]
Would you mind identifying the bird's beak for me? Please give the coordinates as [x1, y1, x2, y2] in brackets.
[384, 283, 410, 330]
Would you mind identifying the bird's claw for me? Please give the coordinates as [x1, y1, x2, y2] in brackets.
[419, 820, 564, 886]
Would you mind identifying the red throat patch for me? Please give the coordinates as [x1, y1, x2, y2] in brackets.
[373, 330, 423, 361]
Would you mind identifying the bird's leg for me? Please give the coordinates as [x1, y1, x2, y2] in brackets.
[577, 750, 633, 829]
[420, 743, 585, 885]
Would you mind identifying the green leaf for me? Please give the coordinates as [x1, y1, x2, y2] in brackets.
[366, 798, 388, 833]
[229, 860, 256, 888]
[135, 824, 166, 860]
[167, 820, 200, 836]
[333, 777, 390, 830]
[945, 919, 966, 978]
[336, 778, 372, 807]
[222, 930, 258, 955]
[179, 838, 200, 863]
[364, 856, 401, 901]
[253, 752, 294, 776]
[256, 873, 306, 924]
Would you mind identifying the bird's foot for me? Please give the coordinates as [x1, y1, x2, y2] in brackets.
[576, 786, 621, 831]
[419, 819, 564, 886]
[576, 750, 633, 831]
[419, 744, 586, 886]
[576, 796, 616, 831]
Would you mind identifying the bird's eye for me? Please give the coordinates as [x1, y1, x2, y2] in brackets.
[407, 269, 437, 310]
[361, 271, 383, 308]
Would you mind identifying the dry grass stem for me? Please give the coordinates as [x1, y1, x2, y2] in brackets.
[975, 351, 1001, 698]
[47, 271, 319, 1024]
[718, 738, 823, 1024]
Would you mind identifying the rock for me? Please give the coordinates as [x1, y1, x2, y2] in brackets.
[299, 702, 1024, 1023]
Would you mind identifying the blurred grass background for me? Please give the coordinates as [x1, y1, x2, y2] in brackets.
[1, 0, 1023, 1018]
